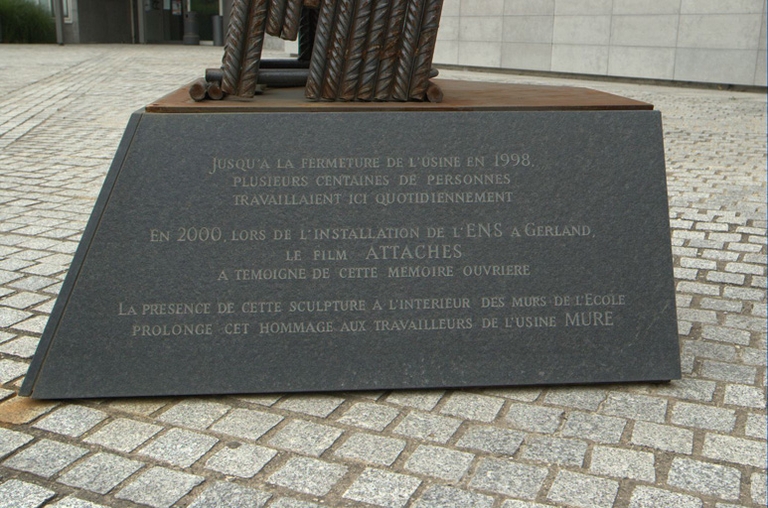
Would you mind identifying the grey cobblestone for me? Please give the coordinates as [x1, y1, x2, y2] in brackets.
[469, 458, 548, 499]
[205, 442, 277, 477]
[0, 46, 765, 508]
[520, 436, 588, 466]
[628, 486, 702, 508]
[187, 482, 271, 508]
[115, 466, 203, 508]
[268, 457, 347, 496]
[343, 468, 421, 508]
[546, 470, 619, 508]
[456, 425, 525, 455]
[335, 432, 406, 466]
[0, 479, 55, 508]
[138, 427, 218, 467]
[268, 419, 342, 456]
[589, 446, 655, 482]
[57, 452, 144, 494]
[3, 439, 87, 478]
[32, 405, 107, 437]
[404, 444, 475, 481]
[667, 458, 741, 500]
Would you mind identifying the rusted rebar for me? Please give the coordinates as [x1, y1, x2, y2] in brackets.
[409, 0, 442, 100]
[321, 0, 354, 100]
[339, 0, 374, 100]
[237, 0, 269, 97]
[220, 0, 249, 95]
[298, 6, 318, 62]
[392, 0, 425, 101]
[281, 0, 303, 40]
[305, 0, 337, 99]
[374, 0, 406, 100]
[355, 0, 391, 100]
[266, 0, 288, 37]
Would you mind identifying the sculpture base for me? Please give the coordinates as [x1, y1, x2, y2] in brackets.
[21, 84, 678, 399]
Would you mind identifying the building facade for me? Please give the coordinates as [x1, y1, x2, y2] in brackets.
[41, 0, 767, 87]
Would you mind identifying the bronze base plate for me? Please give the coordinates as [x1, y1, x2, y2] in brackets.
[146, 79, 653, 113]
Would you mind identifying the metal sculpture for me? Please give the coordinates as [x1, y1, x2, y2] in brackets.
[193, 0, 444, 102]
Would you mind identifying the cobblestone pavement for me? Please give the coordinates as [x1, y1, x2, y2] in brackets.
[0, 45, 765, 508]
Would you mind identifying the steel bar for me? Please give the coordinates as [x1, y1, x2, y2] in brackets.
[305, 0, 337, 99]
[259, 68, 309, 86]
[374, 0, 407, 100]
[298, 6, 318, 62]
[392, 0, 426, 101]
[205, 67, 224, 83]
[220, 0, 249, 94]
[266, 0, 288, 37]
[207, 80, 225, 100]
[408, 0, 443, 100]
[321, 0, 354, 100]
[237, 0, 269, 97]
[281, 0, 303, 40]
[425, 80, 442, 102]
[189, 78, 208, 101]
[355, 0, 390, 100]
[339, 0, 374, 100]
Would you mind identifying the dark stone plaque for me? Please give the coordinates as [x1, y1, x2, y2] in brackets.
[21, 108, 680, 399]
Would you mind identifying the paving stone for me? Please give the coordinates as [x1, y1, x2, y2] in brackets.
[334, 433, 406, 466]
[138, 427, 218, 467]
[683, 340, 737, 362]
[83, 418, 162, 453]
[115, 466, 204, 508]
[589, 446, 655, 482]
[269, 499, 321, 508]
[646, 378, 717, 402]
[404, 444, 475, 481]
[0, 358, 28, 383]
[439, 391, 504, 422]
[628, 486, 702, 508]
[3, 439, 87, 478]
[702, 434, 766, 468]
[337, 402, 400, 431]
[392, 411, 462, 443]
[48, 496, 109, 508]
[701, 360, 758, 383]
[205, 442, 277, 478]
[701, 325, 752, 345]
[33, 404, 107, 437]
[546, 470, 619, 508]
[57, 452, 144, 494]
[343, 468, 421, 508]
[671, 402, 737, 432]
[745, 412, 767, 439]
[233, 394, 283, 406]
[0, 479, 55, 508]
[0, 396, 57, 424]
[269, 419, 342, 456]
[156, 399, 230, 429]
[520, 436, 588, 466]
[0, 307, 31, 328]
[386, 390, 444, 410]
[631, 421, 694, 454]
[187, 482, 271, 508]
[455, 425, 525, 455]
[277, 394, 345, 417]
[0, 387, 13, 401]
[0, 336, 39, 358]
[505, 403, 563, 433]
[561, 411, 626, 444]
[268, 457, 347, 496]
[469, 458, 548, 499]
[723, 384, 765, 408]
[543, 387, 606, 410]
[600, 392, 667, 422]
[107, 398, 169, 416]
[752, 472, 767, 506]
[413, 485, 494, 508]
[667, 458, 741, 500]
[0, 427, 33, 458]
[210, 407, 283, 441]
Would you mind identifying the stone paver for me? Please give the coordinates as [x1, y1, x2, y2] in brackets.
[0, 45, 764, 508]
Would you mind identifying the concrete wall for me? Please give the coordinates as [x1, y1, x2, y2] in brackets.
[435, 0, 767, 86]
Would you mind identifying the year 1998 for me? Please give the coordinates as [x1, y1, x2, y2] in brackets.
[493, 153, 531, 167]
